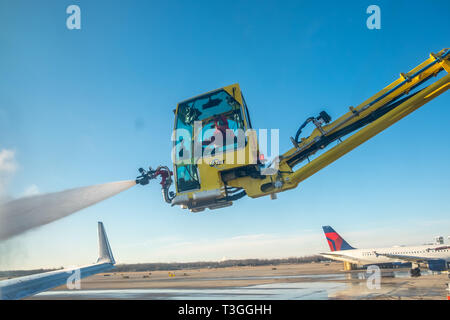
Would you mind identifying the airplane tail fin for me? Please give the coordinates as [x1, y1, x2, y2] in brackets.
[96, 221, 115, 264]
[322, 226, 355, 251]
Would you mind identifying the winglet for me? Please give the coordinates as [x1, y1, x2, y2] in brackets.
[96, 222, 115, 264]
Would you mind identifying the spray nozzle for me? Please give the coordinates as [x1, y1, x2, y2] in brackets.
[135, 165, 175, 203]
[136, 167, 152, 185]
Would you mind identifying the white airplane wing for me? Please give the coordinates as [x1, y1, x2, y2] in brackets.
[319, 252, 361, 264]
[374, 252, 427, 263]
[0, 222, 115, 300]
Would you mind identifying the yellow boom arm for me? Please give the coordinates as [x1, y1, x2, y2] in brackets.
[140, 48, 450, 212]
[226, 48, 450, 198]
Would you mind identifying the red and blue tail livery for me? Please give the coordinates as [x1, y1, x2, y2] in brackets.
[322, 226, 355, 251]
[320, 226, 450, 273]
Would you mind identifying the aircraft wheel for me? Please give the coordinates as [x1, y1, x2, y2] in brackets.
[410, 267, 421, 277]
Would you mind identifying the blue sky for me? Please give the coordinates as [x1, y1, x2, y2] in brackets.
[1, 0, 450, 269]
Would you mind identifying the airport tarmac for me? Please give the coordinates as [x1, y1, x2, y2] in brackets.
[27, 262, 450, 300]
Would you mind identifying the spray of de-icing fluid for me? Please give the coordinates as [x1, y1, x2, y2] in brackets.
[0, 180, 135, 241]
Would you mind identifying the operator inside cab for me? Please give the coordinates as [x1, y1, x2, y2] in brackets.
[174, 88, 249, 193]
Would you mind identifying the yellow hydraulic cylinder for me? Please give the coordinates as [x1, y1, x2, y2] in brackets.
[287, 73, 450, 187]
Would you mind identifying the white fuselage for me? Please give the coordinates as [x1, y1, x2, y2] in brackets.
[321, 244, 450, 265]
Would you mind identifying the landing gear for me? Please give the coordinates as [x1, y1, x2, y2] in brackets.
[410, 267, 421, 277]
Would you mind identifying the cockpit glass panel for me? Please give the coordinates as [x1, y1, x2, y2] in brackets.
[177, 90, 246, 156]
[175, 164, 200, 193]
[174, 88, 247, 192]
